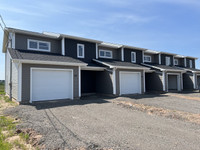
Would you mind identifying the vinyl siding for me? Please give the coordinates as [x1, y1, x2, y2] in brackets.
[65, 38, 96, 63]
[124, 48, 143, 64]
[5, 52, 10, 95]
[11, 62, 18, 99]
[161, 54, 173, 65]
[144, 53, 159, 64]
[145, 72, 163, 91]
[15, 33, 61, 54]
[186, 58, 195, 68]
[21, 64, 79, 103]
[174, 58, 184, 67]
[98, 46, 121, 60]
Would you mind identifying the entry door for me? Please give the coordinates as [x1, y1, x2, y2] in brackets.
[120, 72, 141, 95]
[31, 68, 73, 102]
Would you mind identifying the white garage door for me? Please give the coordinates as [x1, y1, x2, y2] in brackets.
[31, 68, 73, 102]
[120, 72, 141, 95]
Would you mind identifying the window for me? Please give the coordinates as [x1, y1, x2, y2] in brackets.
[189, 60, 193, 68]
[174, 59, 178, 65]
[28, 39, 50, 51]
[99, 50, 112, 58]
[144, 55, 151, 62]
[77, 44, 85, 58]
[165, 57, 171, 66]
[131, 52, 136, 63]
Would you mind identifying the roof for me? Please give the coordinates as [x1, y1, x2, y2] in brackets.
[145, 49, 160, 54]
[93, 59, 149, 70]
[142, 63, 186, 72]
[8, 49, 86, 66]
[177, 67, 200, 73]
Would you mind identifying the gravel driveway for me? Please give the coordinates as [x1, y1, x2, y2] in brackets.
[5, 97, 200, 150]
[115, 93, 200, 114]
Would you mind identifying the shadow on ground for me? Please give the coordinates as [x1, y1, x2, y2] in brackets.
[30, 95, 111, 110]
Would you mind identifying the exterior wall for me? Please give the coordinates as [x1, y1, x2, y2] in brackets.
[124, 48, 143, 64]
[81, 70, 97, 93]
[96, 71, 113, 94]
[15, 33, 61, 54]
[65, 38, 96, 63]
[145, 72, 163, 91]
[174, 58, 184, 67]
[161, 54, 173, 65]
[21, 64, 79, 103]
[11, 62, 18, 99]
[183, 72, 194, 90]
[144, 53, 159, 64]
[98, 46, 121, 60]
[115, 69, 144, 95]
[186, 58, 195, 68]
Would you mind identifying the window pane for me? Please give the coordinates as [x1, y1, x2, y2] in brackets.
[105, 51, 111, 57]
[132, 53, 135, 61]
[100, 51, 104, 56]
[39, 42, 49, 50]
[29, 41, 37, 49]
[79, 46, 83, 56]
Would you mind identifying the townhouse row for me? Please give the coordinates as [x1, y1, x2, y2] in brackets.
[3, 27, 200, 103]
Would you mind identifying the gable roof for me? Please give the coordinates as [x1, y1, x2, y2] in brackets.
[8, 49, 87, 66]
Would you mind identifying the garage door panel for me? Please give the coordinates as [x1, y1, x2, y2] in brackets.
[31, 69, 73, 102]
[120, 72, 141, 95]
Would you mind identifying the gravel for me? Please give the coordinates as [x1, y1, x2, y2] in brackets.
[115, 93, 200, 114]
[4, 97, 200, 150]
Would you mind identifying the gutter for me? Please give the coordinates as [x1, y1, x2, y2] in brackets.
[12, 59, 87, 67]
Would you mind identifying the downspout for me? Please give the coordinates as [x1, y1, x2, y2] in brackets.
[113, 68, 116, 95]
[162, 71, 166, 91]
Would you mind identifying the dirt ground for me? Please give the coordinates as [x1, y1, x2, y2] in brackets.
[4, 94, 200, 150]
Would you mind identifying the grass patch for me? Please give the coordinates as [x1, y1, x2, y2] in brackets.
[13, 140, 27, 150]
[19, 132, 30, 142]
[0, 83, 5, 95]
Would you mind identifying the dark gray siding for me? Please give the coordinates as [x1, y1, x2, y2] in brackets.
[175, 58, 184, 67]
[161, 54, 173, 65]
[65, 38, 96, 63]
[96, 71, 113, 94]
[15, 33, 61, 54]
[144, 53, 159, 64]
[145, 72, 163, 91]
[186, 58, 195, 68]
[115, 69, 144, 95]
[183, 72, 194, 90]
[21, 64, 79, 103]
[81, 71, 97, 93]
[98, 46, 121, 60]
[124, 48, 143, 64]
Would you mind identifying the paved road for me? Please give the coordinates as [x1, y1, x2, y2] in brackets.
[5, 97, 200, 150]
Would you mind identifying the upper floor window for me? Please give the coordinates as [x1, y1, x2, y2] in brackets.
[77, 44, 85, 58]
[174, 59, 178, 65]
[131, 52, 136, 63]
[165, 56, 171, 66]
[28, 39, 50, 52]
[99, 50, 112, 58]
[144, 55, 151, 62]
[189, 60, 193, 68]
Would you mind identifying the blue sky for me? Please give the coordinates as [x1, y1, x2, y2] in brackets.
[0, 0, 200, 79]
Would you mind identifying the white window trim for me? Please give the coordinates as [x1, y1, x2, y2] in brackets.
[77, 43, 85, 58]
[99, 49, 113, 59]
[27, 39, 51, 52]
[131, 52, 136, 63]
[189, 60, 193, 68]
[166, 56, 171, 66]
[174, 59, 178, 65]
[144, 55, 152, 62]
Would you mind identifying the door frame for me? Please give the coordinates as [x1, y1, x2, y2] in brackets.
[167, 73, 181, 92]
[30, 67, 73, 103]
[119, 71, 141, 95]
